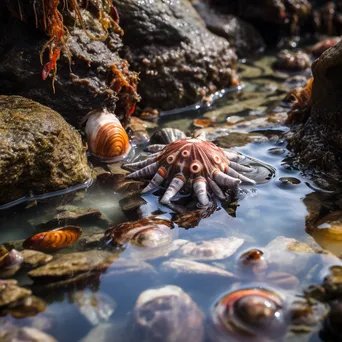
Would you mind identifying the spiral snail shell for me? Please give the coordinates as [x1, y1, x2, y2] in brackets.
[85, 108, 131, 162]
[210, 288, 288, 342]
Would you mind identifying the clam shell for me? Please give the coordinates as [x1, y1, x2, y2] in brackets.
[104, 217, 174, 248]
[150, 128, 186, 145]
[22, 226, 82, 251]
[85, 108, 131, 162]
[131, 285, 204, 342]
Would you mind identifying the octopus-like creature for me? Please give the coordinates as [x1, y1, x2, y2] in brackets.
[123, 133, 256, 207]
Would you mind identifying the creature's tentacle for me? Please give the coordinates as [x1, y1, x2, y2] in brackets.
[213, 170, 241, 188]
[122, 155, 158, 171]
[147, 144, 166, 153]
[193, 177, 210, 206]
[160, 174, 185, 204]
[227, 168, 256, 184]
[207, 178, 226, 200]
[229, 161, 253, 173]
[224, 151, 245, 163]
[126, 162, 158, 179]
[141, 167, 167, 193]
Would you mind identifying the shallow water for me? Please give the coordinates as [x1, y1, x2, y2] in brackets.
[1, 54, 342, 342]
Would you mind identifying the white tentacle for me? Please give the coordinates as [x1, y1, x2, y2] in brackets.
[207, 178, 226, 200]
[123, 155, 158, 171]
[193, 177, 210, 206]
[213, 170, 241, 188]
[224, 150, 246, 163]
[229, 161, 253, 173]
[126, 162, 158, 179]
[227, 168, 256, 184]
[141, 167, 167, 193]
[160, 174, 185, 204]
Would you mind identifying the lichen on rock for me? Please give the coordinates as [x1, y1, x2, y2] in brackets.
[0, 95, 91, 205]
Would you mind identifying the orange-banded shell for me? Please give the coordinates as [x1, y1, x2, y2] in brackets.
[210, 288, 288, 342]
[85, 108, 131, 162]
[23, 226, 82, 251]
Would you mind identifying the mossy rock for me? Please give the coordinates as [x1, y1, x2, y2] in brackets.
[0, 95, 91, 205]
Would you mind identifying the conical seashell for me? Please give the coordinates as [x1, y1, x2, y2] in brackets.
[23, 226, 82, 251]
[209, 288, 288, 342]
[85, 108, 131, 162]
[150, 128, 186, 145]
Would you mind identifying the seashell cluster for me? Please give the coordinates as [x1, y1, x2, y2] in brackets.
[130, 285, 205, 342]
[124, 133, 256, 207]
[210, 288, 288, 342]
[23, 226, 82, 251]
[85, 108, 131, 162]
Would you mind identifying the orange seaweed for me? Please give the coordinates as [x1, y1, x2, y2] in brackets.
[286, 77, 313, 124]
[38, 0, 124, 92]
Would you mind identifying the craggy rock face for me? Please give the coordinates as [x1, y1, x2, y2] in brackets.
[209, 0, 312, 43]
[193, 1, 265, 57]
[0, 1, 139, 127]
[0, 95, 91, 205]
[287, 40, 342, 188]
[114, 0, 239, 112]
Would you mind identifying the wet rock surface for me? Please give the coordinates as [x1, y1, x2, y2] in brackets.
[0, 95, 91, 205]
[208, 0, 312, 44]
[0, 279, 32, 308]
[115, 0, 238, 112]
[193, 1, 265, 57]
[0, 1, 139, 126]
[287, 39, 342, 188]
[34, 205, 111, 230]
[28, 250, 117, 279]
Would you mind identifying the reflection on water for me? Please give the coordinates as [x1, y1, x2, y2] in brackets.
[1, 56, 342, 342]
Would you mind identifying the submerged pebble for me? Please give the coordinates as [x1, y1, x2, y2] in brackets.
[72, 290, 117, 326]
[267, 147, 286, 155]
[276, 177, 301, 189]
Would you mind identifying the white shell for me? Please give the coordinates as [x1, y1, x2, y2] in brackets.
[85, 108, 131, 163]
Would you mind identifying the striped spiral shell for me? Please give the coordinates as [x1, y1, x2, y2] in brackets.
[210, 288, 288, 342]
[85, 109, 131, 162]
[23, 226, 83, 251]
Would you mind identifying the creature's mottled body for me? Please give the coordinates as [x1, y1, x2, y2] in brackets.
[124, 134, 255, 206]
